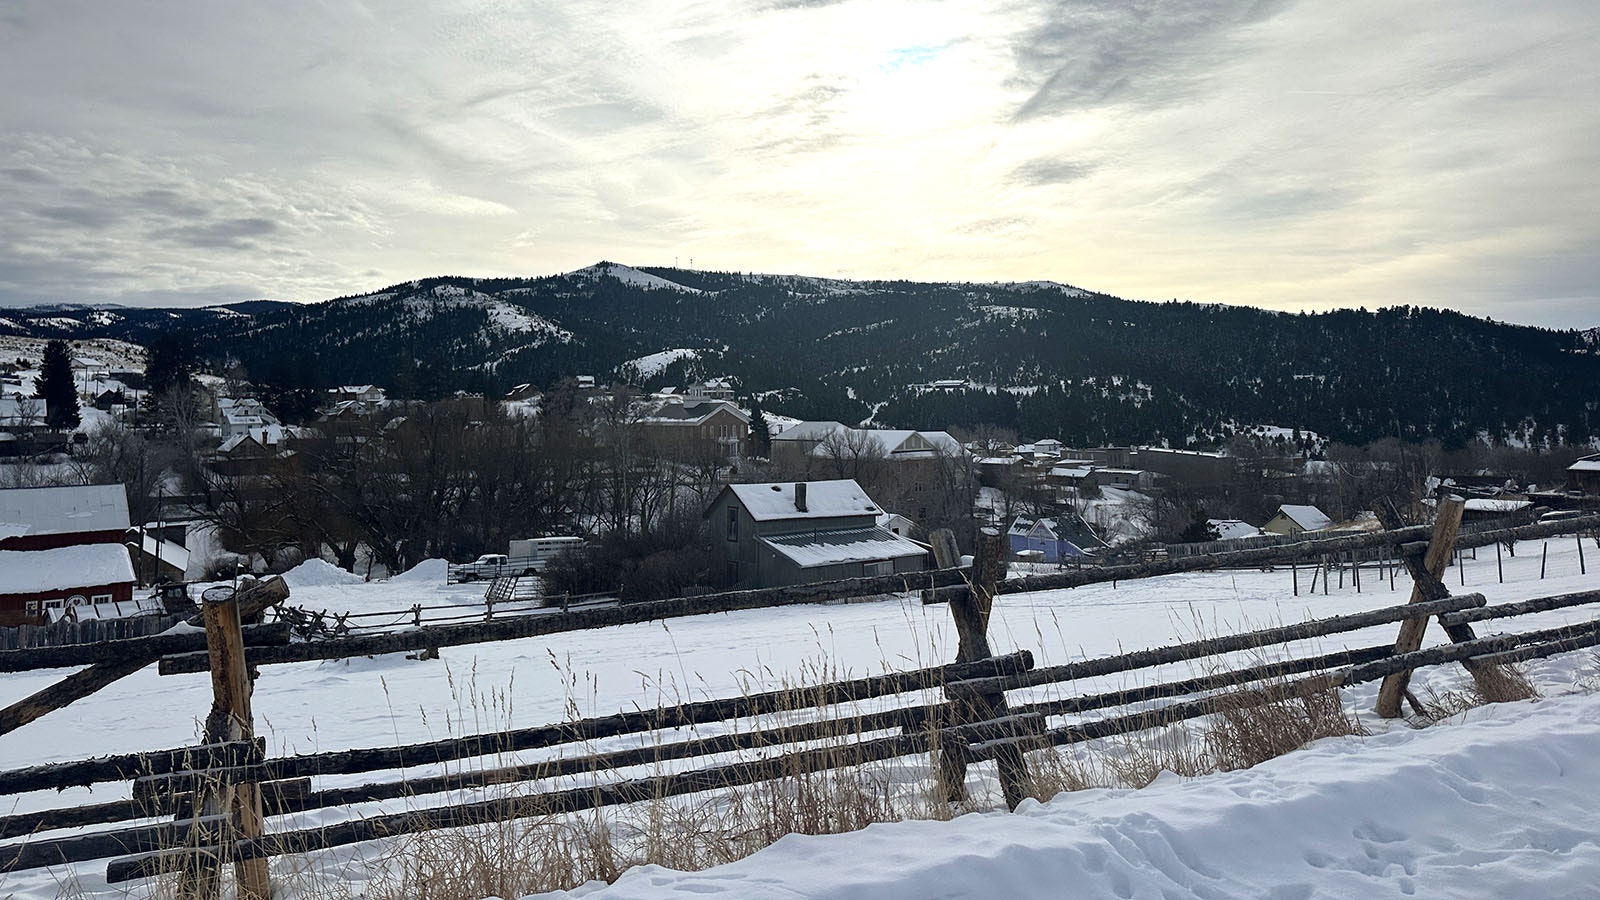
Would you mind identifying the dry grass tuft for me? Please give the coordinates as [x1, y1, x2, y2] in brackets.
[1204, 678, 1367, 771]
[1029, 724, 1210, 798]
[366, 765, 942, 900]
[1422, 663, 1540, 720]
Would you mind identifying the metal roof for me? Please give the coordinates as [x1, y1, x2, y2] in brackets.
[0, 484, 130, 540]
[759, 526, 927, 569]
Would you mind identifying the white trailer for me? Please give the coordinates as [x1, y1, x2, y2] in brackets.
[507, 536, 584, 572]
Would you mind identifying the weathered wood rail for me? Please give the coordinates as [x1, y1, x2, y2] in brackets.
[0, 511, 1594, 892]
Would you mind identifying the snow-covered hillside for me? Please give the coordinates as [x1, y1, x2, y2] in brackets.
[568, 262, 704, 293]
[337, 283, 572, 343]
[621, 348, 700, 378]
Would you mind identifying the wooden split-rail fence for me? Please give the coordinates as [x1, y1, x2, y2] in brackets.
[0, 505, 1596, 897]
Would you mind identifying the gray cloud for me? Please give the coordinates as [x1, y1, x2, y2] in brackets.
[1011, 158, 1096, 187]
[34, 206, 120, 229]
[1009, 0, 1294, 119]
[151, 216, 281, 250]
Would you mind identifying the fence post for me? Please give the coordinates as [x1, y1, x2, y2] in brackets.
[931, 528, 1032, 809]
[197, 592, 270, 900]
[1375, 497, 1464, 718]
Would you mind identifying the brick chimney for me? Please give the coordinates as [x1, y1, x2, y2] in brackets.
[794, 482, 808, 512]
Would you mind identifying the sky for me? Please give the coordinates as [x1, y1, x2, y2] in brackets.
[1, 1, 1596, 329]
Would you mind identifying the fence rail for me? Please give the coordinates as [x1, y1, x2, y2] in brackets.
[0, 511, 1595, 894]
[0, 614, 183, 651]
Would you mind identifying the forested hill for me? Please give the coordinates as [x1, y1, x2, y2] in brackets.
[1, 262, 1595, 448]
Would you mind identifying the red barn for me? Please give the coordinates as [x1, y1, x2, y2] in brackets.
[0, 544, 137, 625]
[0, 484, 136, 625]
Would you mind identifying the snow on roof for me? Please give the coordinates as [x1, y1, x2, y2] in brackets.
[1276, 504, 1333, 531]
[1570, 456, 1600, 473]
[133, 531, 190, 571]
[758, 527, 926, 569]
[70, 595, 164, 621]
[1208, 519, 1261, 540]
[724, 480, 882, 521]
[1050, 466, 1096, 478]
[1464, 498, 1534, 513]
[0, 543, 136, 594]
[0, 483, 129, 538]
[639, 399, 750, 425]
[772, 421, 849, 442]
[875, 430, 962, 456]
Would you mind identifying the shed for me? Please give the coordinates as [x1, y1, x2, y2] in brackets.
[0, 544, 137, 626]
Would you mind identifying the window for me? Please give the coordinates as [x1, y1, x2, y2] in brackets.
[726, 506, 739, 541]
[91, 594, 112, 603]
[863, 560, 893, 577]
[24, 600, 39, 615]
[726, 561, 739, 583]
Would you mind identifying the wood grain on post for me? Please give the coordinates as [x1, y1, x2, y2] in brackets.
[931, 527, 1031, 808]
[198, 594, 270, 900]
[1375, 497, 1465, 718]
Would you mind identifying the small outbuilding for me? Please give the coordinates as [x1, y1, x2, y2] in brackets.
[1261, 504, 1334, 536]
[0, 544, 137, 626]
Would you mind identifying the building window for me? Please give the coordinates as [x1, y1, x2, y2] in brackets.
[91, 594, 112, 603]
[25, 600, 39, 615]
[726, 561, 739, 584]
[726, 506, 739, 541]
[863, 560, 893, 577]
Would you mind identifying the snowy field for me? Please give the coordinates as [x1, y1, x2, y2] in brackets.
[1, 538, 1598, 898]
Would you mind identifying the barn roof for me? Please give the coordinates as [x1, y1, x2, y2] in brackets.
[0, 544, 136, 594]
[0, 484, 129, 541]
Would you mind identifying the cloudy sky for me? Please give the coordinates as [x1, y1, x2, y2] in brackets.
[1, 1, 1595, 327]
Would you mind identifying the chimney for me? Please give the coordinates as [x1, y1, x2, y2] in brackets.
[794, 482, 808, 512]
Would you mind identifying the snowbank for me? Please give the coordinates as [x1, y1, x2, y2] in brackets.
[389, 557, 448, 584]
[279, 557, 366, 588]
[527, 690, 1600, 899]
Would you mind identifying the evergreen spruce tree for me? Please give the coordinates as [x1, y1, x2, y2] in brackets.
[35, 339, 80, 431]
[747, 399, 772, 457]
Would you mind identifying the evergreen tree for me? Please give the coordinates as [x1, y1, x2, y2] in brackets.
[145, 330, 196, 397]
[748, 399, 772, 457]
[1177, 509, 1220, 543]
[34, 339, 80, 431]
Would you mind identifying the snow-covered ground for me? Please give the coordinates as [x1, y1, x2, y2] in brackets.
[533, 687, 1600, 899]
[0, 538, 1597, 898]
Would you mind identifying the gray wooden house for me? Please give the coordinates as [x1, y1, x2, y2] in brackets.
[706, 479, 929, 590]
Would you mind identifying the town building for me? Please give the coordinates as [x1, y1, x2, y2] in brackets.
[705, 479, 929, 589]
[1006, 515, 1108, 563]
[637, 394, 750, 460]
[1570, 454, 1600, 495]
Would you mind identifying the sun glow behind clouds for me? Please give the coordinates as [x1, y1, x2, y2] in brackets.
[0, 0, 1595, 326]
